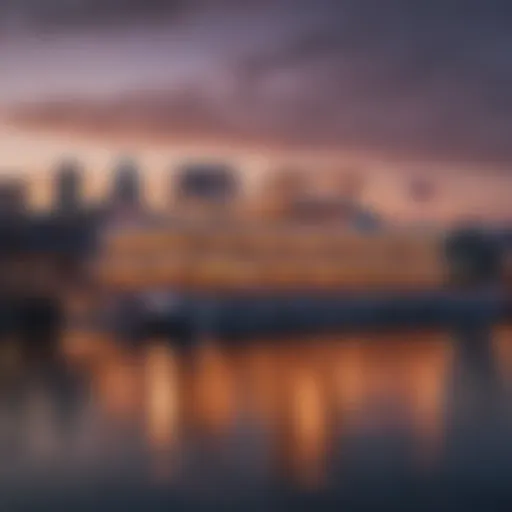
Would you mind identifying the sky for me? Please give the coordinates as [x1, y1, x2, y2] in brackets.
[1, 0, 512, 221]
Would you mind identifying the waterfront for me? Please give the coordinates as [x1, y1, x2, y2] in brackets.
[1, 325, 512, 509]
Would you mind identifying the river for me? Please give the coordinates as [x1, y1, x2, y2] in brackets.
[1, 325, 512, 509]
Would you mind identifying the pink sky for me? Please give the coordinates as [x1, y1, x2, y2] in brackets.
[1, 0, 512, 224]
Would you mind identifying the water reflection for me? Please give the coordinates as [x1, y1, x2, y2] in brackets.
[0, 331, 87, 481]
[58, 331, 455, 490]
[3, 324, 512, 500]
[440, 324, 512, 493]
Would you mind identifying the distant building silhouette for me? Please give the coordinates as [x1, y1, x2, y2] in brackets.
[0, 177, 27, 217]
[111, 157, 142, 209]
[55, 160, 83, 213]
[263, 168, 308, 219]
[445, 227, 502, 288]
[175, 163, 238, 208]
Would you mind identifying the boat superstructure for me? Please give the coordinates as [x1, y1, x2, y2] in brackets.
[94, 221, 447, 294]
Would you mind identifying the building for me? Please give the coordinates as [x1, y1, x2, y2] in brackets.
[55, 159, 83, 213]
[111, 157, 142, 209]
[0, 177, 28, 216]
[262, 168, 308, 219]
[173, 163, 239, 218]
[175, 164, 238, 203]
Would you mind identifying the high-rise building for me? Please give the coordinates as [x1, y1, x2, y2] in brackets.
[0, 178, 27, 216]
[55, 159, 83, 213]
[112, 157, 142, 208]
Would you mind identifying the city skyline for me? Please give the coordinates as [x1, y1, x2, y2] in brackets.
[2, 150, 512, 226]
[1, 1, 512, 223]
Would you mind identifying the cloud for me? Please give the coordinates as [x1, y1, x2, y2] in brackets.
[7, 87, 256, 146]
[5, 0, 512, 167]
[230, 0, 512, 165]
[0, 0, 271, 31]
[0, 0, 196, 31]
[7, 79, 511, 168]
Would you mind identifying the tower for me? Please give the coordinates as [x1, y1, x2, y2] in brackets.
[112, 157, 142, 209]
[55, 159, 83, 213]
[0, 176, 27, 216]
